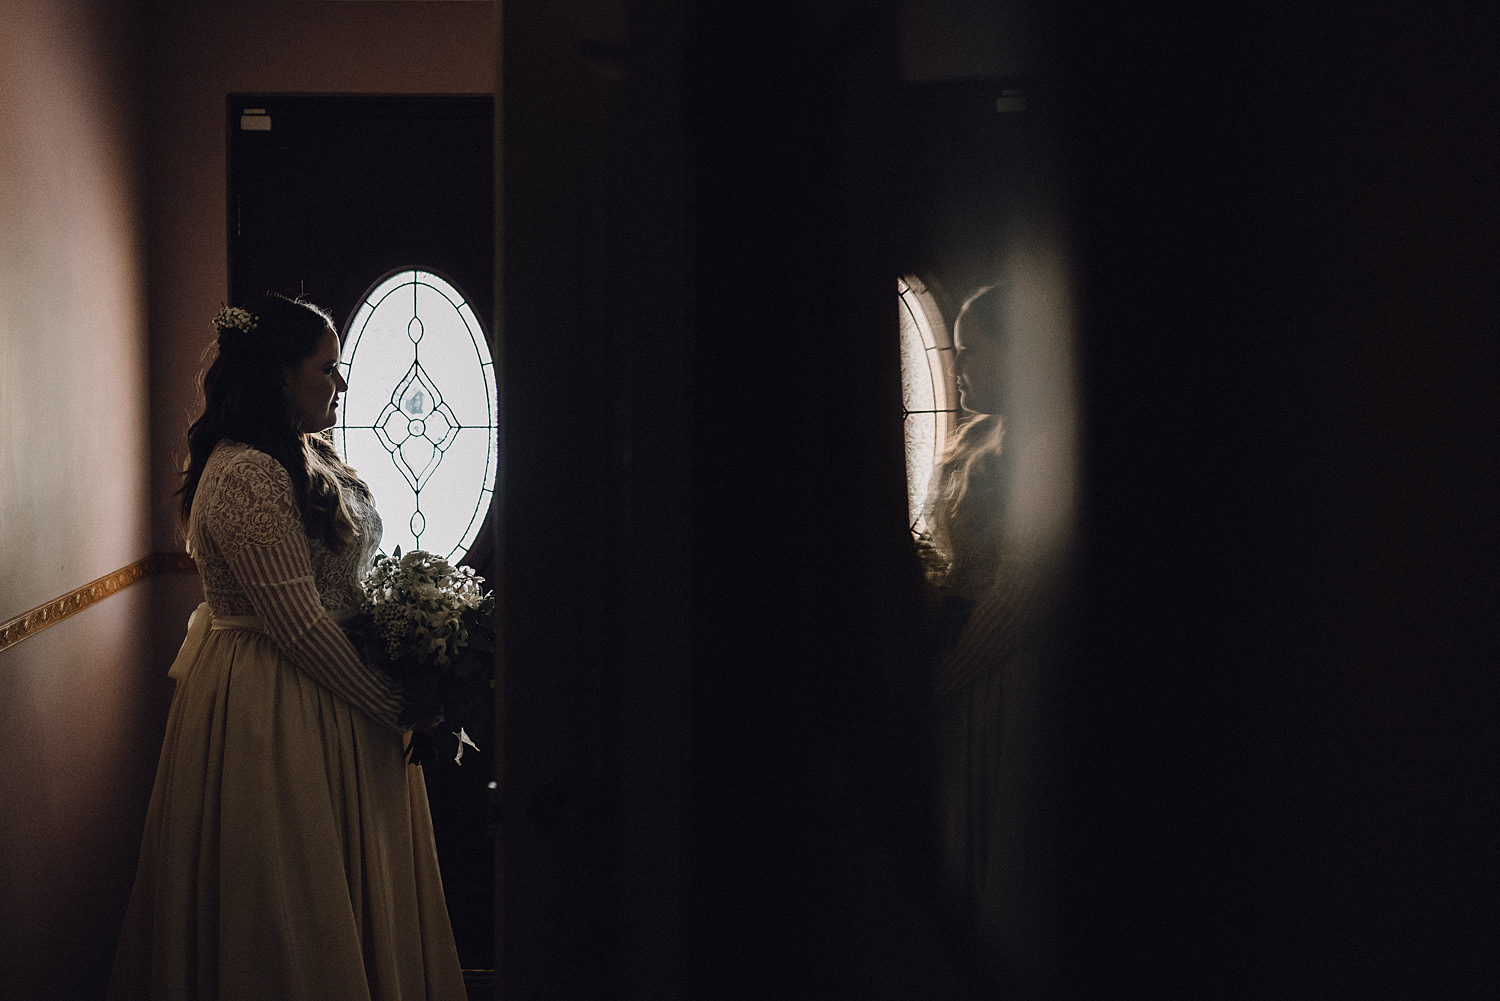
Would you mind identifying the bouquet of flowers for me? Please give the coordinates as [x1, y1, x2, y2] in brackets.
[345, 547, 496, 766]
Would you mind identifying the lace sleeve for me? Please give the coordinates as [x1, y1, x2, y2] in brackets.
[208, 449, 403, 729]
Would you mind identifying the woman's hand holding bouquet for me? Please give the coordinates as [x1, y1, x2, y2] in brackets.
[346, 548, 495, 766]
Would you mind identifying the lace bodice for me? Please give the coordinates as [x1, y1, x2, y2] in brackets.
[190, 442, 381, 615]
[186, 440, 400, 727]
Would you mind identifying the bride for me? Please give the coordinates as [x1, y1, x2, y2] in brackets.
[109, 294, 467, 1000]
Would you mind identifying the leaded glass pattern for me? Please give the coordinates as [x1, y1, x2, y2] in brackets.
[900, 275, 956, 537]
[334, 270, 498, 563]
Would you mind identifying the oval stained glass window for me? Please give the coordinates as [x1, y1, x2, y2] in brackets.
[334, 269, 498, 563]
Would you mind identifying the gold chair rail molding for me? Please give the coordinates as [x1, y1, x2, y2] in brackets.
[0, 553, 197, 654]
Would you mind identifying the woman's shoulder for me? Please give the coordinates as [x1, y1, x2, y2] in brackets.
[208, 440, 285, 476]
[197, 441, 301, 548]
[203, 440, 294, 499]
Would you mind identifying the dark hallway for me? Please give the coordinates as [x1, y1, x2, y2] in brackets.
[3, 1, 1497, 999]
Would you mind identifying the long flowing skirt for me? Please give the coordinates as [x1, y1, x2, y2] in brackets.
[109, 622, 467, 1001]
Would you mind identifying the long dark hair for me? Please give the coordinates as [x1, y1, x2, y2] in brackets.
[178, 293, 365, 549]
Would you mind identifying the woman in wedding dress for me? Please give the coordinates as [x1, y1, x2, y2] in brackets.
[109, 294, 467, 1000]
[925, 284, 1047, 979]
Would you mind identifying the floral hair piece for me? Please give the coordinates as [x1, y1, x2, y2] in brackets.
[212, 305, 258, 334]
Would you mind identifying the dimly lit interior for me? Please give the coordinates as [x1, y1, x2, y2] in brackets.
[2, 1, 1495, 998]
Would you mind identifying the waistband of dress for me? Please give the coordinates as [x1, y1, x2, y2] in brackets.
[210, 606, 359, 632]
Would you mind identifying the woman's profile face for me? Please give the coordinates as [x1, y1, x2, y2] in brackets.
[283, 326, 347, 432]
[953, 312, 1004, 415]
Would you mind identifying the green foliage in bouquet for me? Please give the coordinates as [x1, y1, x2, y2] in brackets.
[345, 547, 496, 766]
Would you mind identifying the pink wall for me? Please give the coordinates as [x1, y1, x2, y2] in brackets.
[1, 1, 153, 994]
[1, 0, 150, 614]
[1, 3, 492, 997]
[0, 586, 166, 998]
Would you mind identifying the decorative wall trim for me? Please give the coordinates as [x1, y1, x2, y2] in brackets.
[0, 552, 198, 654]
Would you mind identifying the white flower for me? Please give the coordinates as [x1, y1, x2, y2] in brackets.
[213, 305, 258, 333]
[359, 548, 493, 670]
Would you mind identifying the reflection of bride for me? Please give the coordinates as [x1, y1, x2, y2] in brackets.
[924, 284, 1044, 977]
[109, 295, 466, 1001]
[926, 285, 1024, 637]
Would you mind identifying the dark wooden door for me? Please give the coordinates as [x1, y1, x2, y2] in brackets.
[228, 94, 492, 330]
[227, 93, 497, 977]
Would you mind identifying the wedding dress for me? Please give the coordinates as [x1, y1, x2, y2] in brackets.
[110, 441, 467, 1001]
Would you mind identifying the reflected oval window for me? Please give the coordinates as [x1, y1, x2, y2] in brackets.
[899, 275, 957, 537]
[334, 269, 498, 563]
